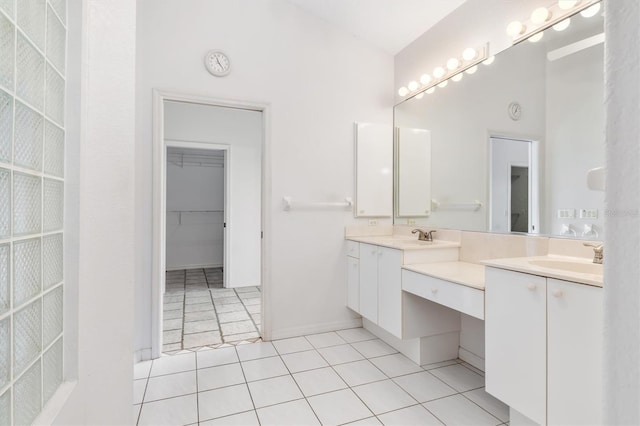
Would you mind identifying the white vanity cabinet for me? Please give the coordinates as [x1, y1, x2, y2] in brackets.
[346, 241, 360, 312]
[486, 267, 602, 425]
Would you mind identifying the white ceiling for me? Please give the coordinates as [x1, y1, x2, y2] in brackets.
[287, 0, 466, 55]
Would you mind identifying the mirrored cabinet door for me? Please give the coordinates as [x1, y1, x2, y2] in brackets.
[355, 122, 392, 217]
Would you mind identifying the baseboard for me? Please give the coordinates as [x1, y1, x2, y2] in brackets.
[459, 346, 485, 371]
[166, 263, 221, 271]
[269, 318, 363, 341]
[134, 348, 153, 363]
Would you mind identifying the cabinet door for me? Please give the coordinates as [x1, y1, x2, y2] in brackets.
[547, 279, 602, 425]
[486, 268, 547, 425]
[359, 243, 378, 322]
[347, 256, 360, 313]
[377, 247, 403, 338]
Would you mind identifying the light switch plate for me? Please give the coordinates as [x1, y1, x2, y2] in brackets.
[557, 209, 575, 219]
[579, 209, 598, 219]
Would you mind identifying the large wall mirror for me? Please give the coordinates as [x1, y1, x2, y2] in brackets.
[394, 5, 604, 239]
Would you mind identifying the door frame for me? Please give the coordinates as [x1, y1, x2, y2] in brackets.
[152, 89, 272, 358]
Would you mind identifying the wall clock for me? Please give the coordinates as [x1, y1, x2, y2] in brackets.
[204, 50, 231, 77]
[508, 102, 522, 121]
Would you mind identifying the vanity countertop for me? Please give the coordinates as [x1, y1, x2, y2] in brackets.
[482, 255, 603, 287]
[402, 261, 485, 290]
[346, 235, 461, 251]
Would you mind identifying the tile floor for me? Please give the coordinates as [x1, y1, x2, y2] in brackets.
[164, 268, 261, 353]
[134, 327, 509, 426]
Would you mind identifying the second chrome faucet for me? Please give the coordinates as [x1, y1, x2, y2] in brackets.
[412, 229, 437, 242]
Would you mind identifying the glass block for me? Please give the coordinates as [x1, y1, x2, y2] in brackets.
[13, 172, 41, 235]
[14, 101, 44, 171]
[45, 65, 64, 125]
[0, 317, 9, 389]
[49, 0, 65, 24]
[13, 238, 41, 307]
[44, 120, 64, 177]
[17, 0, 45, 50]
[0, 244, 8, 314]
[16, 33, 45, 112]
[43, 336, 62, 404]
[0, 168, 9, 238]
[43, 233, 62, 289]
[46, 6, 65, 75]
[13, 360, 41, 426]
[0, 13, 14, 90]
[0, 89, 12, 163]
[43, 285, 62, 347]
[13, 299, 42, 376]
[44, 178, 63, 232]
[0, 388, 10, 426]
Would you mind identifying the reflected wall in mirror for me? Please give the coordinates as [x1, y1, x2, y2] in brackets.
[355, 122, 393, 217]
[394, 7, 604, 238]
[396, 127, 431, 217]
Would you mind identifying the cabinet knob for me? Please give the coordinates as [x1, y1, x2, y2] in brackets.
[378, 251, 383, 256]
[552, 289, 564, 298]
[431, 288, 438, 294]
[372, 250, 377, 255]
[527, 283, 536, 291]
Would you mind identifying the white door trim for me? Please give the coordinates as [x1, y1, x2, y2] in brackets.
[152, 89, 272, 358]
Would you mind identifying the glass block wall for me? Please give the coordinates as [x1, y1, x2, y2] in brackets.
[0, 0, 66, 424]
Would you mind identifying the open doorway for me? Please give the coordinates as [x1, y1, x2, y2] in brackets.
[152, 92, 268, 357]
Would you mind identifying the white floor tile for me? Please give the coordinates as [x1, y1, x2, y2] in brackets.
[138, 394, 198, 426]
[318, 344, 365, 365]
[351, 339, 397, 358]
[377, 404, 444, 426]
[256, 399, 320, 426]
[133, 404, 141, 424]
[197, 363, 246, 391]
[421, 359, 461, 370]
[134, 360, 153, 380]
[352, 379, 416, 415]
[305, 331, 347, 349]
[197, 346, 239, 368]
[346, 417, 383, 425]
[272, 336, 314, 354]
[241, 356, 289, 382]
[393, 371, 457, 403]
[281, 349, 328, 373]
[134, 379, 146, 405]
[423, 394, 502, 426]
[336, 328, 377, 343]
[463, 388, 510, 422]
[144, 371, 197, 402]
[308, 388, 374, 425]
[430, 364, 485, 392]
[333, 360, 387, 387]
[236, 341, 278, 361]
[198, 384, 255, 422]
[247, 375, 303, 408]
[150, 353, 196, 377]
[200, 410, 259, 426]
[369, 353, 423, 378]
[292, 367, 348, 396]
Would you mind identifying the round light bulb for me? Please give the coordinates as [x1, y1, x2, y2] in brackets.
[483, 56, 495, 66]
[446, 58, 460, 70]
[415, 92, 424, 100]
[426, 87, 436, 94]
[433, 67, 445, 78]
[506, 21, 526, 37]
[398, 87, 409, 97]
[466, 65, 478, 75]
[408, 81, 419, 91]
[553, 18, 571, 31]
[420, 74, 432, 85]
[528, 32, 544, 43]
[558, 0, 579, 10]
[437, 80, 448, 88]
[580, 3, 601, 18]
[452, 73, 463, 82]
[462, 47, 478, 61]
[531, 7, 551, 25]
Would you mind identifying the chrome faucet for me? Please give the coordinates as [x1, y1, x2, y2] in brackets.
[412, 229, 437, 242]
[584, 242, 603, 264]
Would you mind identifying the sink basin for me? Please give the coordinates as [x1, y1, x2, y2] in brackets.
[528, 259, 603, 275]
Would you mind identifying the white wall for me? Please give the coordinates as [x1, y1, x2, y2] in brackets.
[164, 101, 261, 287]
[165, 155, 225, 270]
[135, 0, 394, 351]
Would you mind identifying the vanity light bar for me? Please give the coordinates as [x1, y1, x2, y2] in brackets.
[400, 44, 489, 101]
[510, 0, 601, 45]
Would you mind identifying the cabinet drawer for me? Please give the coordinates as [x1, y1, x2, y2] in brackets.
[402, 269, 485, 319]
[346, 240, 360, 258]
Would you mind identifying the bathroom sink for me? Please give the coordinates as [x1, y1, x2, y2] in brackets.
[528, 259, 603, 275]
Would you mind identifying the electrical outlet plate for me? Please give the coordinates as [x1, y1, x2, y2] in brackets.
[368, 219, 378, 226]
[407, 219, 416, 225]
[579, 209, 598, 219]
[557, 209, 575, 219]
